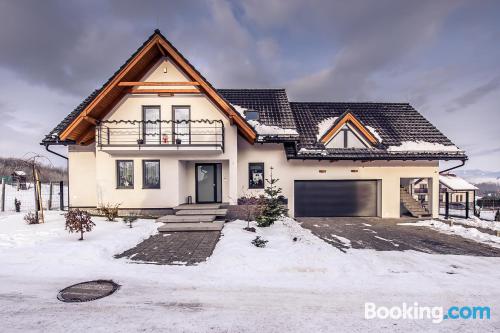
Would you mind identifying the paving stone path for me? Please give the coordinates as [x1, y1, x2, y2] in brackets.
[115, 231, 221, 265]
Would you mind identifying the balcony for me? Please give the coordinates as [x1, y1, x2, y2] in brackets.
[96, 120, 224, 152]
[413, 188, 428, 194]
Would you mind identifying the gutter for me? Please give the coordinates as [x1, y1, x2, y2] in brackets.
[44, 143, 68, 160]
[439, 159, 466, 174]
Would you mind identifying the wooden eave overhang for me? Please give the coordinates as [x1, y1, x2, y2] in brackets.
[59, 31, 256, 145]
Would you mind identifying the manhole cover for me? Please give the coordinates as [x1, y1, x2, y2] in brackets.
[57, 280, 120, 303]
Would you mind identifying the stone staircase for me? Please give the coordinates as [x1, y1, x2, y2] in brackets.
[400, 187, 431, 218]
[157, 204, 227, 232]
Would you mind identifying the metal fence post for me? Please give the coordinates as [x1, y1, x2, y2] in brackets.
[445, 192, 449, 219]
[465, 192, 470, 219]
[1, 178, 5, 212]
[59, 181, 64, 211]
[48, 182, 53, 210]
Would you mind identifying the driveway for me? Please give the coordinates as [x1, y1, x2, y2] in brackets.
[298, 217, 500, 257]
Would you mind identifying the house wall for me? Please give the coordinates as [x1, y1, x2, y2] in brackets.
[68, 144, 97, 207]
[69, 57, 239, 209]
[236, 137, 440, 218]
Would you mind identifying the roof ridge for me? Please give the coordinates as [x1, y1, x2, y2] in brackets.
[290, 101, 411, 105]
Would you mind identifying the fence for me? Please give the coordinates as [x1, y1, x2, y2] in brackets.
[1, 179, 68, 212]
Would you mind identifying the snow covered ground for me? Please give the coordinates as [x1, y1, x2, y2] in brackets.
[1, 212, 499, 332]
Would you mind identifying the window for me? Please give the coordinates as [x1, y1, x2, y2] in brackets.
[325, 125, 368, 149]
[143, 106, 161, 144]
[249, 163, 264, 189]
[173, 106, 190, 144]
[244, 110, 260, 121]
[143, 160, 160, 189]
[418, 195, 426, 202]
[117, 160, 134, 189]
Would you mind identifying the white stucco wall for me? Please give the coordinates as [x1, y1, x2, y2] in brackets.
[68, 144, 97, 207]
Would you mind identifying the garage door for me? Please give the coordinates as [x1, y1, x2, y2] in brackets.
[294, 180, 378, 217]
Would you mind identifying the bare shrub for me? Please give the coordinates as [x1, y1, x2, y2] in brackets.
[65, 209, 95, 241]
[98, 203, 120, 221]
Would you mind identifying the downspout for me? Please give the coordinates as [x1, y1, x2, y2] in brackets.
[44, 143, 69, 210]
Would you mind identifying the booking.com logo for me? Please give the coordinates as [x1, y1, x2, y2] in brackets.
[365, 302, 491, 324]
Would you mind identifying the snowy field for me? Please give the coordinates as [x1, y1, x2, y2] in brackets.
[1, 212, 500, 332]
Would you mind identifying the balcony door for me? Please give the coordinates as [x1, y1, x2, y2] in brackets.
[195, 163, 222, 203]
[173, 106, 190, 144]
[143, 106, 160, 144]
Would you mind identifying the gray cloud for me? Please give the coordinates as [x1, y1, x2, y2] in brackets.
[0, 0, 499, 171]
[446, 75, 500, 112]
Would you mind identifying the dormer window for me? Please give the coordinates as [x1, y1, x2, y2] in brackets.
[244, 110, 260, 121]
[318, 112, 379, 149]
[325, 124, 369, 149]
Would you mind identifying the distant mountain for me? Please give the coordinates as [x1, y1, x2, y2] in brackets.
[454, 169, 500, 185]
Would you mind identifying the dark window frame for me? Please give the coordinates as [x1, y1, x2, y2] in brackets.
[172, 105, 191, 144]
[116, 160, 134, 189]
[142, 105, 161, 144]
[142, 160, 161, 189]
[244, 110, 260, 121]
[248, 163, 265, 189]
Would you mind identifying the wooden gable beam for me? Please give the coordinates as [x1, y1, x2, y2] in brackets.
[118, 81, 201, 86]
[155, 37, 256, 143]
[59, 37, 160, 141]
[320, 113, 378, 145]
[128, 88, 201, 94]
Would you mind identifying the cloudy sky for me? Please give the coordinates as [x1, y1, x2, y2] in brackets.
[0, 0, 499, 170]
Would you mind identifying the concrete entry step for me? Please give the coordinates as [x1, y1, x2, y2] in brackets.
[158, 221, 224, 232]
[157, 215, 216, 223]
[175, 209, 227, 217]
[173, 204, 221, 210]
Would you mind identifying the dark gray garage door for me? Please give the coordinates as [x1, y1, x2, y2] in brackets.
[294, 180, 378, 217]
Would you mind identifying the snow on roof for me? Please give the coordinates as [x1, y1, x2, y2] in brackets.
[13, 171, 26, 176]
[231, 103, 298, 137]
[247, 120, 298, 136]
[440, 174, 478, 191]
[387, 141, 461, 152]
[366, 126, 383, 143]
[316, 117, 338, 140]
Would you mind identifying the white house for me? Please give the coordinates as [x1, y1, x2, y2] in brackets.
[42, 30, 467, 219]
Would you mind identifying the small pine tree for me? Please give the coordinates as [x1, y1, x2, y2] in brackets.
[495, 209, 500, 222]
[256, 167, 287, 227]
[65, 209, 95, 241]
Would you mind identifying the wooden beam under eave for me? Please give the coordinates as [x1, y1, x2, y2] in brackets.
[118, 81, 201, 87]
[83, 115, 98, 125]
[128, 88, 201, 94]
[59, 37, 160, 141]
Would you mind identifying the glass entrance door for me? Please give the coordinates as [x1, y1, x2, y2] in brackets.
[195, 163, 222, 203]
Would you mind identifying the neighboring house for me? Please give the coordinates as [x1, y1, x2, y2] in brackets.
[42, 30, 467, 219]
[11, 171, 27, 190]
[411, 174, 477, 207]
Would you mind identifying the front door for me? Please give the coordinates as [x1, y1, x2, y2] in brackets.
[195, 163, 222, 203]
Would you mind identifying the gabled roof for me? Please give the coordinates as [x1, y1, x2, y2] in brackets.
[290, 102, 467, 160]
[318, 111, 378, 145]
[440, 174, 478, 191]
[42, 30, 256, 145]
